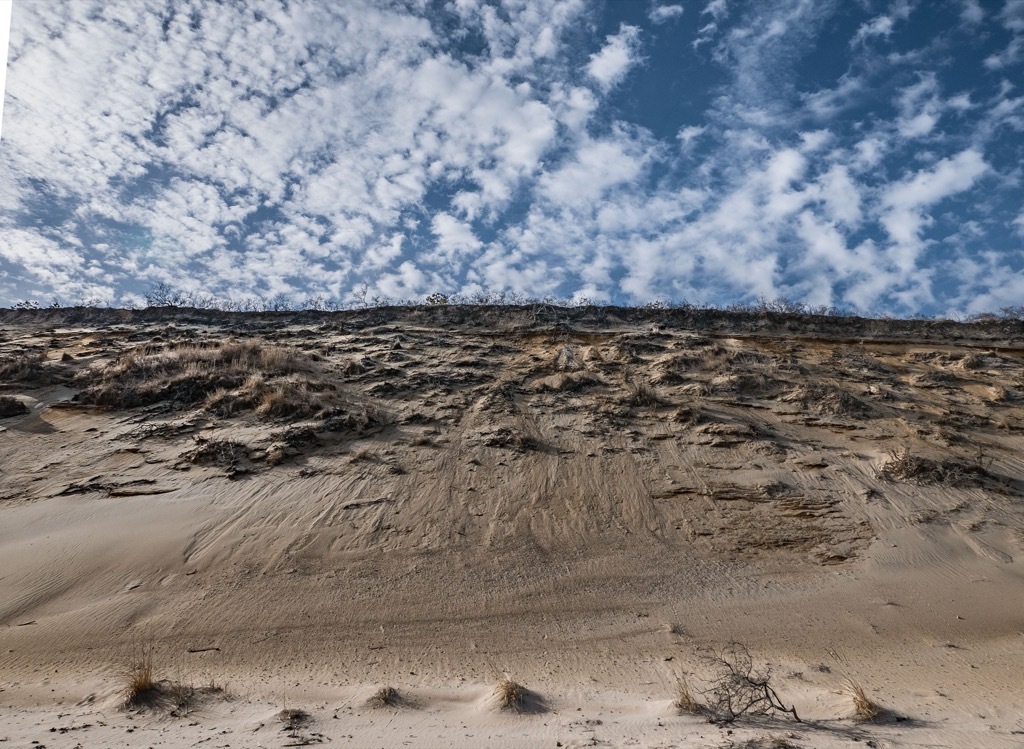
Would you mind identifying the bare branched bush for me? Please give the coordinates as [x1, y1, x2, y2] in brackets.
[183, 436, 248, 469]
[696, 643, 800, 724]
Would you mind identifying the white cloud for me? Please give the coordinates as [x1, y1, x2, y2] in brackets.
[649, 4, 684, 24]
[586, 24, 642, 92]
[1000, 0, 1024, 32]
[539, 132, 653, 209]
[677, 125, 706, 148]
[852, 15, 895, 45]
[703, 0, 729, 20]
[0, 0, 1018, 315]
[816, 165, 862, 227]
[894, 73, 957, 139]
[851, 0, 915, 45]
[880, 149, 989, 270]
[960, 0, 984, 24]
[430, 212, 482, 263]
[1012, 211, 1024, 237]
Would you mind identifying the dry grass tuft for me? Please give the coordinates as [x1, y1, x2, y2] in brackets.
[492, 676, 546, 714]
[846, 680, 882, 722]
[278, 707, 310, 729]
[370, 686, 402, 707]
[673, 677, 704, 715]
[122, 646, 159, 708]
[495, 677, 526, 711]
[625, 375, 665, 407]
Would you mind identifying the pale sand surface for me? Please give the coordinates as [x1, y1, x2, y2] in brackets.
[1, 306, 1023, 747]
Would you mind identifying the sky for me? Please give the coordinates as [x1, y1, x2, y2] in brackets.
[0, 0, 1022, 315]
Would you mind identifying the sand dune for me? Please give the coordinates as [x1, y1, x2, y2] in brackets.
[2, 306, 1023, 747]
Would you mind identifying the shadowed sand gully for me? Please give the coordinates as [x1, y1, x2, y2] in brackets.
[1, 306, 1023, 747]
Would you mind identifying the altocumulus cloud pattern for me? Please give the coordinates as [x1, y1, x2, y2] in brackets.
[0, 0, 1022, 315]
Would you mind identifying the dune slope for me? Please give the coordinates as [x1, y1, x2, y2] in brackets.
[2, 306, 1023, 747]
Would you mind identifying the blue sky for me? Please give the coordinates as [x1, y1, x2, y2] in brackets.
[0, 0, 1022, 314]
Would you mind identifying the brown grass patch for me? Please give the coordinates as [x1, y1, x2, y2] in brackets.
[0, 351, 54, 384]
[0, 395, 29, 417]
[78, 340, 310, 411]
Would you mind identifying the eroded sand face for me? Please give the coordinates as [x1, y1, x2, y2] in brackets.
[2, 307, 1023, 748]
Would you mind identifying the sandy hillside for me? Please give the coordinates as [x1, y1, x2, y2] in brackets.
[1, 305, 1023, 748]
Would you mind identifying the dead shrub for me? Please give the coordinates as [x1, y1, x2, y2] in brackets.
[882, 448, 989, 486]
[695, 643, 800, 724]
[256, 380, 323, 419]
[782, 384, 869, 417]
[319, 404, 386, 436]
[183, 436, 248, 469]
[483, 426, 544, 452]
